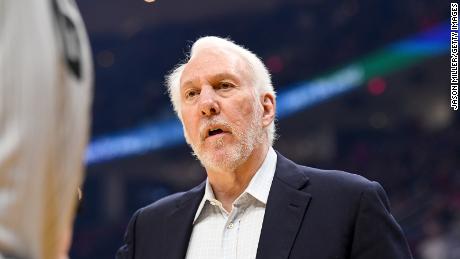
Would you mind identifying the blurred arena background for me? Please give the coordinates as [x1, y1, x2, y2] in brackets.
[71, 0, 458, 258]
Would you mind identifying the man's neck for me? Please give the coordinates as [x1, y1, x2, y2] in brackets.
[206, 144, 270, 212]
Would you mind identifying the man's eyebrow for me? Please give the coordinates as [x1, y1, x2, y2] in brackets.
[181, 80, 195, 89]
[212, 72, 239, 81]
[181, 72, 240, 89]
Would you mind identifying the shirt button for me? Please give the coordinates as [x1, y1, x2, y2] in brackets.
[228, 223, 234, 229]
[210, 201, 216, 206]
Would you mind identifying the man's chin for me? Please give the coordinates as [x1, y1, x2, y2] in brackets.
[198, 148, 241, 171]
[203, 149, 230, 163]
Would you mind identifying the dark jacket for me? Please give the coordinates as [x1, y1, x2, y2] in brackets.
[116, 152, 413, 259]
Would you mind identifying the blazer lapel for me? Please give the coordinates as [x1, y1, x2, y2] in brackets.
[163, 181, 205, 259]
[256, 152, 312, 259]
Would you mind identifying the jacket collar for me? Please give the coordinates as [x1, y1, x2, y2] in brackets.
[162, 181, 205, 259]
[163, 151, 311, 259]
[256, 151, 311, 259]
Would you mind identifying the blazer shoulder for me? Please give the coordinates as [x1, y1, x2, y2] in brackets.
[299, 164, 380, 196]
[304, 166, 372, 185]
[137, 181, 205, 220]
[140, 192, 183, 214]
[275, 151, 376, 195]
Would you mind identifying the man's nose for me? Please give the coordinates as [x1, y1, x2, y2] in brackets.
[199, 87, 220, 116]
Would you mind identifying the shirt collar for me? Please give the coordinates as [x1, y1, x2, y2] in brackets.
[193, 147, 277, 223]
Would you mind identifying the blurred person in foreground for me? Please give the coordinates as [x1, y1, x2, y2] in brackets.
[117, 36, 413, 259]
[0, 0, 92, 258]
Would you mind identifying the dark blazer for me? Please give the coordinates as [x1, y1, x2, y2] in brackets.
[117, 152, 413, 259]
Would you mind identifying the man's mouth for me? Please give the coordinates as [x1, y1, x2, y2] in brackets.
[208, 128, 224, 136]
[204, 126, 231, 139]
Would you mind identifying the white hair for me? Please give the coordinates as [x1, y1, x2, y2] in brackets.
[166, 36, 277, 145]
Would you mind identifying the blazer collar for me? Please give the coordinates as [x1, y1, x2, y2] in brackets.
[163, 181, 205, 259]
[256, 151, 312, 259]
[163, 151, 311, 259]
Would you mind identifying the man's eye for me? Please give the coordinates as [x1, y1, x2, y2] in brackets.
[218, 82, 233, 90]
[185, 90, 199, 99]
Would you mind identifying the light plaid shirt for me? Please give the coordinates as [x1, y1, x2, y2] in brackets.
[185, 147, 277, 259]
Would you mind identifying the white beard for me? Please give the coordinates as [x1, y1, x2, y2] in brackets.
[184, 104, 264, 172]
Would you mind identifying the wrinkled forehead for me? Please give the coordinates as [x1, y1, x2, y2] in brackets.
[180, 47, 253, 87]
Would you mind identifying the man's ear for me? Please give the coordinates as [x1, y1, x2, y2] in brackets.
[260, 93, 275, 127]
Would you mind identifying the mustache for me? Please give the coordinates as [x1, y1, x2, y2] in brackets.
[199, 117, 233, 140]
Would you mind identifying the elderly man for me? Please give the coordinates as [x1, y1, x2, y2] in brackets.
[117, 36, 413, 259]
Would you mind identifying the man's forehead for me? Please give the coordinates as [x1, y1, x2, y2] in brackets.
[187, 47, 241, 69]
[180, 47, 250, 86]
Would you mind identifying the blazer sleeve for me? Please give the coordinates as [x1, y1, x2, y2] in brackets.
[350, 181, 413, 259]
[116, 209, 142, 259]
